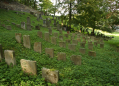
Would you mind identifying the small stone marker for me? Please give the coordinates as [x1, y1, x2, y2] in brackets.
[49, 29, 52, 35]
[6, 25, 11, 30]
[15, 33, 22, 43]
[51, 36, 57, 45]
[88, 43, 93, 50]
[59, 41, 66, 48]
[4, 50, 16, 66]
[100, 43, 104, 48]
[20, 59, 37, 75]
[54, 32, 58, 37]
[0, 44, 3, 59]
[77, 38, 81, 42]
[79, 48, 85, 54]
[45, 48, 54, 58]
[59, 35, 63, 40]
[21, 22, 25, 30]
[23, 35, 31, 49]
[72, 40, 78, 45]
[57, 52, 66, 61]
[80, 42, 85, 48]
[88, 51, 96, 57]
[64, 34, 68, 38]
[37, 31, 42, 38]
[68, 44, 76, 51]
[70, 55, 81, 65]
[66, 39, 71, 43]
[44, 32, 50, 42]
[34, 42, 42, 53]
[42, 67, 59, 84]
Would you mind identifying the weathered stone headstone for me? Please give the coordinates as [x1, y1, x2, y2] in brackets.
[27, 24, 32, 31]
[94, 42, 98, 46]
[15, 33, 22, 43]
[77, 38, 81, 42]
[44, 32, 50, 42]
[66, 39, 71, 43]
[59, 29, 62, 34]
[59, 35, 63, 40]
[45, 48, 54, 58]
[54, 32, 58, 37]
[51, 37, 57, 45]
[88, 43, 93, 50]
[64, 34, 68, 38]
[59, 41, 66, 48]
[70, 55, 81, 65]
[77, 34, 81, 38]
[16, 24, 20, 28]
[21, 22, 25, 30]
[0, 44, 3, 60]
[34, 42, 42, 53]
[88, 51, 96, 57]
[42, 67, 59, 84]
[6, 25, 11, 30]
[4, 50, 16, 66]
[20, 59, 37, 75]
[37, 31, 42, 38]
[27, 17, 31, 30]
[79, 48, 85, 54]
[49, 29, 52, 35]
[80, 42, 85, 48]
[72, 40, 78, 45]
[68, 44, 76, 51]
[100, 43, 104, 48]
[57, 52, 66, 61]
[23, 35, 31, 49]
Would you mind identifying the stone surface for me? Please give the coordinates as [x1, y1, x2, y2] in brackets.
[66, 39, 71, 43]
[72, 40, 78, 45]
[59, 29, 62, 34]
[54, 32, 58, 37]
[20, 59, 37, 75]
[35, 25, 40, 30]
[0, 44, 3, 59]
[94, 42, 98, 46]
[4, 50, 16, 66]
[57, 52, 66, 61]
[77, 38, 81, 42]
[45, 48, 54, 58]
[70, 55, 81, 65]
[42, 67, 59, 84]
[68, 44, 76, 51]
[51, 36, 57, 45]
[88, 43, 93, 50]
[34, 42, 42, 53]
[44, 32, 50, 42]
[23, 35, 31, 49]
[59, 41, 66, 48]
[100, 43, 104, 48]
[37, 31, 42, 38]
[80, 42, 85, 48]
[49, 29, 52, 35]
[21, 22, 25, 30]
[88, 51, 96, 57]
[79, 48, 85, 54]
[59, 35, 63, 40]
[15, 33, 22, 43]
[64, 34, 68, 38]
[27, 17, 31, 25]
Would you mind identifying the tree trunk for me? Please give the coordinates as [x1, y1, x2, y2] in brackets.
[68, 1, 72, 31]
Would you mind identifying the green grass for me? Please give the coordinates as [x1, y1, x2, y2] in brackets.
[0, 8, 119, 86]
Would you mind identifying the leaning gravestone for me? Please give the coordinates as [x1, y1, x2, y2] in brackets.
[44, 32, 50, 42]
[4, 50, 16, 66]
[59, 41, 66, 48]
[20, 59, 37, 75]
[21, 22, 25, 30]
[79, 48, 85, 54]
[51, 36, 57, 45]
[23, 35, 31, 49]
[6, 25, 11, 30]
[68, 44, 76, 51]
[15, 33, 22, 43]
[57, 52, 66, 61]
[42, 67, 59, 84]
[88, 51, 96, 57]
[45, 48, 54, 58]
[37, 31, 42, 38]
[34, 42, 42, 53]
[70, 55, 81, 65]
[0, 44, 3, 59]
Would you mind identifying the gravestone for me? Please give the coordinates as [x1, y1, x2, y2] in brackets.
[88, 43, 93, 50]
[94, 42, 98, 46]
[88, 51, 96, 57]
[21, 22, 25, 30]
[57, 52, 66, 61]
[54, 32, 58, 37]
[27, 17, 31, 30]
[90, 36, 94, 42]
[72, 40, 78, 45]
[49, 29, 52, 35]
[34, 42, 42, 53]
[77, 38, 81, 42]
[59, 29, 62, 34]
[16, 24, 20, 28]
[42, 67, 59, 84]
[45, 48, 54, 58]
[20, 59, 37, 75]
[51, 37, 57, 45]
[100, 43, 104, 48]
[80, 42, 85, 48]
[70, 55, 81, 65]
[68, 44, 76, 51]
[0, 44, 3, 59]
[15, 33, 22, 43]
[59, 35, 63, 40]
[87, 37, 90, 41]
[64, 34, 68, 38]
[77, 34, 81, 38]
[59, 41, 66, 48]
[44, 32, 50, 42]
[4, 50, 16, 66]
[27, 24, 32, 31]
[79, 48, 85, 54]
[66, 39, 71, 43]
[37, 31, 42, 38]
[23, 35, 31, 49]
[6, 25, 11, 30]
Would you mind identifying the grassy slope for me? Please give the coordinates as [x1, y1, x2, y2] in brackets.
[0, 8, 119, 86]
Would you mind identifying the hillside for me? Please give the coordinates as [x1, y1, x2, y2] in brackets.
[0, 7, 119, 86]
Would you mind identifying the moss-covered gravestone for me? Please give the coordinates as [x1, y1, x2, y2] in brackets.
[15, 33, 22, 43]
[34, 42, 42, 53]
[57, 52, 66, 61]
[70, 55, 81, 65]
[23, 35, 31, 49]
[45, 48, 54, 58]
